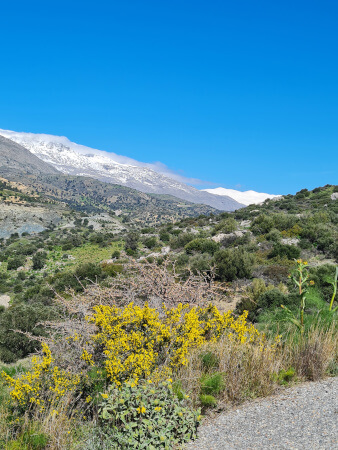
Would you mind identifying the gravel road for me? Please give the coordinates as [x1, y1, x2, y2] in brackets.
[186, 377, 338, 449]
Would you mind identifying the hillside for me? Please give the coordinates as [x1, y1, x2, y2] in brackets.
[0, 172, 219, 227]
[0, 135, 58, 175]
[0, 184, 336, 449]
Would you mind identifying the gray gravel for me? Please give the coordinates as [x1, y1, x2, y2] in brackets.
[186, 377, 338, 449]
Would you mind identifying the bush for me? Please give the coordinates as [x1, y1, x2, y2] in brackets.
[213, 218, 237, 234]
[97, 379, 201, 448]
[143, 236, 158, 249]
[185, 238, 219, 255]
[74, 262, 104, 281]
[199, 394, 217, 408]
[111, 250, 121, 259]
[200, 351, 220, 371]
[125, 232, 140, 251]
[7, 256, 26, 271]
[32, 252, 47, 270]
[200, 372, 225, 396]
[0, 304, 55, 363]
[268, 243, 301, 260]
[101, 263, 123, 277]
[159, 231, 170, 243]
[170, 232, 195, 250]
[266, 228, 281, 242]
[213, 248, 254, 281]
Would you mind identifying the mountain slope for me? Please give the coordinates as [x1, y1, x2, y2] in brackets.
[0, 129, 244, 211]
[0, 135, 58, 175]
[203, 187, 281, 205]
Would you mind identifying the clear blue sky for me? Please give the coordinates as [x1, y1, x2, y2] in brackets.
[0, 0, 337, 194]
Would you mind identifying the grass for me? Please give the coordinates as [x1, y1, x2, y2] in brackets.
[176, 319, 337, 409]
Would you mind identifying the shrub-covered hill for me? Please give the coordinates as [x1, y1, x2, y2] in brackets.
[0, 184, 337, 448]
[1, 170, 219, 225]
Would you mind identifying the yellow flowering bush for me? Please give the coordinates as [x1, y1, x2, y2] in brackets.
[2, 343, 80, 413]
[2, 302, 261, 415]
[87, 302, 260, 385]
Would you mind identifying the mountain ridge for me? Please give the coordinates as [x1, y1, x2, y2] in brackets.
[0, 129, 244, 211]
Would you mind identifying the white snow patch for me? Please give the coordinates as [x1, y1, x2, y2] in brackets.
[202, 187, 281, 206]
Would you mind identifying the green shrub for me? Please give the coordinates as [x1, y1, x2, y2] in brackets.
[268, 243, 301, 260]
[276, 367, 296, 385]
[266, 228, 281, 242]
[199, 394, 217, 408]
[101, 263, 123, 277]
[98, 379, 201, 448]
[200, 372, 225, 396]
[185, 238, 219, 255]
[213, 218, 237, 234]
[213, 248, 254, 281]
[200, 351, 220, 371]
[170, 232, 195, 250]
[143, 236, 158, 249]
[7, 256, 26, 271]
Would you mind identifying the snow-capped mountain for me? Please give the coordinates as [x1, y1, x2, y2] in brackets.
[0, 129, 244, 211]
[202, 187, 281, 206]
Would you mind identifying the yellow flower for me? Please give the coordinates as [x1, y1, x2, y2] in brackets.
[137, 406, 146, 414]
[101, 393, 108, 399]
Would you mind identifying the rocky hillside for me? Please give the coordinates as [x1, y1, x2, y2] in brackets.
[0, 135, 58, 175]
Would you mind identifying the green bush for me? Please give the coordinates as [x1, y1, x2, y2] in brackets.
[111, 250, 121, 259]
[276, 367, 296, 385]
[170, 232, 196, 250]
[185, 238, 219, 255]
[0, 304, 55, 363]
[7, 255, 26, 271]
[143, 236, 158, 249]
[200, 351, 220, 371]
[213, 218, 237, 234]
[200, 372, 225, 396]
[213, 248, 254, 281]
[98, 379, 201, 448]
[268, 243, 301, 260]
[199, 394, 217, 408]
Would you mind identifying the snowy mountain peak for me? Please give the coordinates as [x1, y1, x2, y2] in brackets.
[202, 187, 281, 205]
[0, 129, 244, 211]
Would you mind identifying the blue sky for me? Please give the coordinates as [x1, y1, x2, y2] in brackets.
[0, 0, 337, 194]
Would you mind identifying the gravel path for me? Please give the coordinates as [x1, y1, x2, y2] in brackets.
[186, 377, 338, 449]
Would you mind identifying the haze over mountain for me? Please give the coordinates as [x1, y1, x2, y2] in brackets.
[203, 187, 281, 206]
[0, 129, 244, 211]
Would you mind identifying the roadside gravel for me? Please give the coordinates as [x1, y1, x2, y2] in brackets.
[186, 377, 338, 449]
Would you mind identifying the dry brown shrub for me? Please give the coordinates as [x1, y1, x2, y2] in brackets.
[87, 257, 227, 309]
[176, 337, 284, 406]
[288, 324, 337, 381]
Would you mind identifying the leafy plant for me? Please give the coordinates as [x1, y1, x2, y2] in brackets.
[281, 259, 313, 335]
[98, 379, 201, 448]
[275, 367, 296, 385]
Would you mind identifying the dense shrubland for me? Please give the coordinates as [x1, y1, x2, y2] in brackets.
[0, 184, 337, 448]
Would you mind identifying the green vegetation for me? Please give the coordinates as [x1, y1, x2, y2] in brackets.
[0, 183, 337, 448]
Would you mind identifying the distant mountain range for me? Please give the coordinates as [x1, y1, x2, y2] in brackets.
[0, 136, 220, 229]
[0, 129, 245, 211]
[0, 128, 280, 209]
[202, 187, 281, 206]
